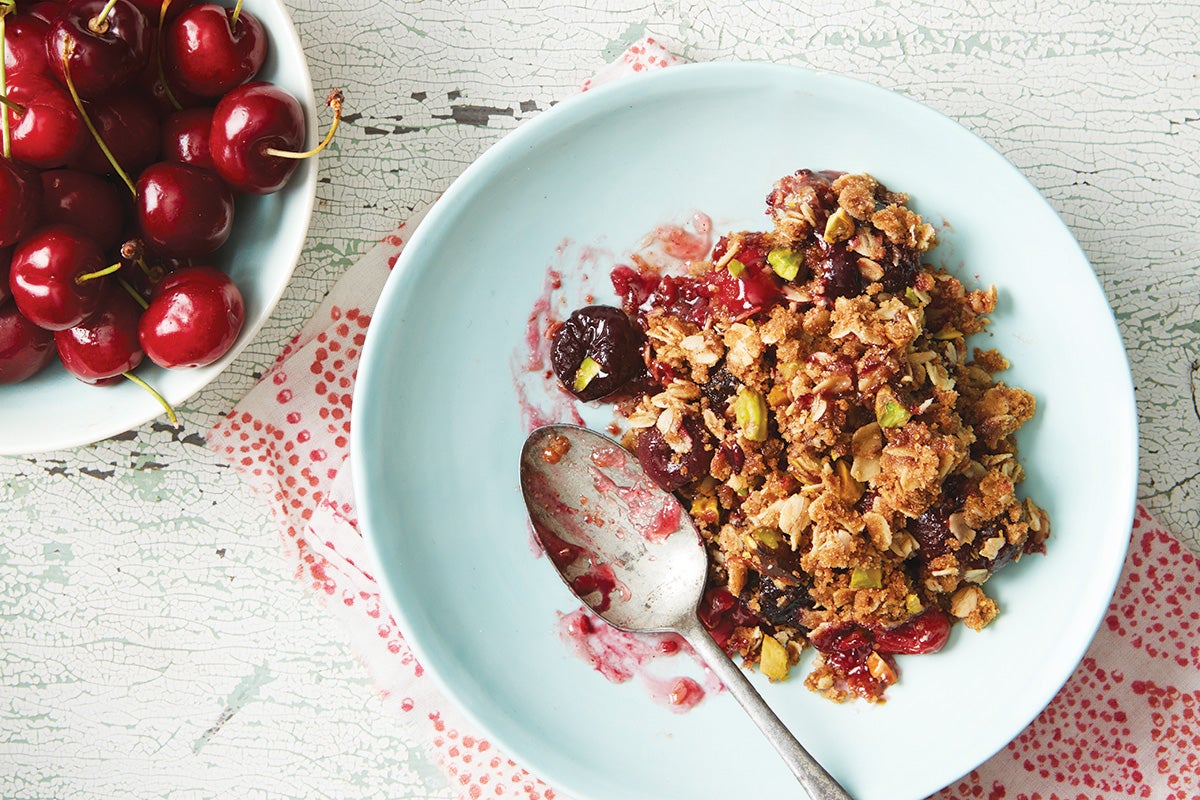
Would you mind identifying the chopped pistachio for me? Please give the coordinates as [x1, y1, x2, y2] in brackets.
[877, 401, 910, 428]
[904, 287, 922, 306]
[733, 388, 768, 441]
[850, 567, 882, 589]
[759, 634, 790, 681]
[573, 356, 603, 392]
[823, 207, 855, 243]
[905, 593, 924, 615]
[727, 258, 746, 278]
[750, 527, 782, 550]
[766, 248, 803, 281]
[690, 495, 719, 525]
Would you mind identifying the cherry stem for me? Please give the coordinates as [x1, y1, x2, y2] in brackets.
[88, 0, 121, 35]
[117, 276, 149, 310]
[263, 89, 345, 160]
[0, 5, 11, 159]
[61, 36, 137, 196]
[75, 262, 122, 284]
[123, 371, 178, 427]
[231, 0, 243, 28]
[156, 0, 181, 111]
[0, 94, 26, 117]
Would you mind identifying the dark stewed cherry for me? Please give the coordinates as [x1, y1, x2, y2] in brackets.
[807, 237, 859, 301]
[70, 90, 161, 177]
[635, 415, 713, 492]
[550, 304, 643, 401]
[0, 300, 56, 384]
[135, 162, 234, 257]
[160, 106, 215, 169]
[163, 1, 267, 98]
[809, 609, 952, 700]
[138, 265, 244, 368]
[0, 158, 42, 247]
[8, 225, 111, 330]
[47, 0, 153, 98]
[55, 286, 145, 384]
[210, 84, 343, 194]
[40, 169, 127, 251]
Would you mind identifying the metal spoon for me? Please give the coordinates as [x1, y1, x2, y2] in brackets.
[519, 423, 854, 800]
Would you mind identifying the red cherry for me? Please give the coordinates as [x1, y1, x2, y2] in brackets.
[55, 286, 145, 384]
[5, 74, 89, 168]
[210, 82, 304, 194]
[163, 3, 266, 98]
[4, 12, 53, 79]
[40, 169, 128, 252]
[8, 225, 109, 330]
[124, 0, 187, 24]
[0, 159, 42, 248]
[137, 40, 208, 116]
[26, 3, 67, 26]
[69, 90, 161, 176]
[0, 247, 13, 306]
[47, 0, 152, 98]
[135, 162, 233, 257]
[0, 300, 57, 384]
[139, 265, 244, 368]
[161, 106, 214, 169]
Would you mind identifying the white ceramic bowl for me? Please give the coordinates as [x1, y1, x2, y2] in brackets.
[0, 0, 317, 455]
[353, 63, 1137, 800]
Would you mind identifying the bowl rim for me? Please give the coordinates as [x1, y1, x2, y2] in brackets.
[353, 60, 1139, 800]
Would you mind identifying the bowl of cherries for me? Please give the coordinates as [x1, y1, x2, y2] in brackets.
[0, 0, 333, 454]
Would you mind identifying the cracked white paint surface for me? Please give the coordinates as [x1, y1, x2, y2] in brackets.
[2, 1, 1196, 798]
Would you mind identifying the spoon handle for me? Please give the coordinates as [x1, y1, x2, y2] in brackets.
[682, 621, 855, 800]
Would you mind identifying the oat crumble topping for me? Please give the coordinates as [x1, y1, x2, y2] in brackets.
[551, 168, 1049, 702]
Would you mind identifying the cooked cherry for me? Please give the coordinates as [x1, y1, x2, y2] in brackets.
[139, 265, 244, 368]
[209, 81, 305, 194]
[765, 168, 839, 217]
[612, 266, 712, 328]
[0, 159, 42, 248]
[873, 609, 952, 655]
[634, 415, 713, 492]
[700, 364, 739, 408]
[4, 74, 88, 168]
[807, 237, 859, 300]
[160, 106, 215, 169]
[753, 573, 813, 628]
[163, 3, 267, 98]
[46, 0, 152, 98]
[55, 286, 144, 384]
[69, 90, 161, 177]
[135, 162, 233, 257]
[40, 169, 127, 251]
[0, 300, 57, 383]
[550, 305, 643, 401]
[8, 225, 108, 330]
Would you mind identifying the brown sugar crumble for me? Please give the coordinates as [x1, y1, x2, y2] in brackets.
[551, 168, 1050, 702]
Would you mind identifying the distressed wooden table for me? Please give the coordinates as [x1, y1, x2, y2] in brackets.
[3, 1, 1197, 797]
